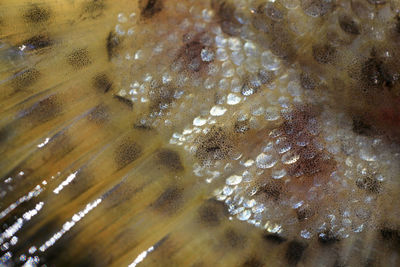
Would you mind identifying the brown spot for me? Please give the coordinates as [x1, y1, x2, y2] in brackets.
[242, 258, 264, 267]
[234, 120, 250, 134]
[21, 34, 53, 52]
[139, 0, 163, 19]
[114, 137, 142, 168]
[198, 199, 229, 227]
[113, 95, 133, 109]
[25, 95, 62, 123]
[81, 0, 105, 19]
[312, 44, 336, 64]
[356, 176, 382, 194]
[300, 72, 317, 90]
[195, 127, 233, 165]
[211, 0, 241, 36]
[296, 204, 315, 221]
[224, 228, 246, 248]
[152, 186, 183, 214]
[300, 0, 333, 17]
[360, 57, 394, 90]
[263, 233, 287, 244]
[11, 68, 40, 90]
[258, 180, 284, 201]
[352, 117, 373, 136]
[88, 105, 109, 124]
[156, 149, 184, 172]
[338, 14, 360, 35]
[285, 240, 307, 265]
[67, 48, 92, 69]
[106, 31, 121, 61]
[93, 73, 113, 93]
[23, 5, 51, 24]
[149, 84, 175, 115]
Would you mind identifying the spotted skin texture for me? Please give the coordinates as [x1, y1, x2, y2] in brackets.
[0, 1, 399, 267]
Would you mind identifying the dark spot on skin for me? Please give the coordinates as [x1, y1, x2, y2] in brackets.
[81, 0, 105, 19]
[211, 0, 241, 36]
[152, 186, 183, 214]
[93, 73, 113, 93]
[195, 127, 233, 165]
[67, 48, 92, 69]
[149, 85, 174, 115]
[312, 44, 336, 64]
[11, 68, 40, 90]
[224, 228, 246, 248]
[338, 14, 360, 35]
[0, 128, 10, 145]
[198, 198, 229, 227]
[242, 258, 264, 267]
[88, 105, 109, 124]
[156, 149, 184, 172]
[114, 137, 142, 168]
[258, 180, 283, 201]
[300, 72, 317, 90]
[360, 56, 394, 90]
[300, 0, 333, 17]
[318, 231, 340, 245]
[258, 70, 274, 85]
[21, 34, 53, 52]
[139, 0, 163, 19]
[234, 120, 250, 133]
[262, 233, 287, 244]
[296, 204, 315, 221]
[285, 240, 307, 265]
[352, 117, 373, 136]
[264, 2, 285, 21]
[106, 31, 121, 61]
[26, 95, 62, 123]
[113, 95, 133, 109]
[356, 176, 382, 194]
[380, 227, 400, 249]
[23, 5, 51, 24]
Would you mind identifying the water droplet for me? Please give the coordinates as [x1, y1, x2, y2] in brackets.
[237, 209, 251, 221]
[265, 107, 280, 121]
[261, 51, 280, 70]
[201, 48, 214, 62]
[256, 153, 278, 169]
[226, 175, 242, 185]
[282, 151, 300, 164]
[193, 116, 207, 126]
[227, 93, 241, 105]
[271, 169, 287, 179]
[210, 105, 227, 116]
[359, 149, 377, 162]
[275, 137, 291, 153]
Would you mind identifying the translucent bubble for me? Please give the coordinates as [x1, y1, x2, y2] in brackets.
[244, 41, 258, 56]
[226, 175, 242, 185]
[256, 153, 278, 169]
[271, 169, 287, 179]
[261, 51, 280, 70]
[228, 37, 242, 51]
[201, 48, 214, 62]
[359, 149, 377, 162]
[227, 93, 241, 105]
[193, 116, 207, 126]
[223, 186, 234, 196]
[282, 151, 300, 164]
[210, 105, 227, 116]
[221, 61, 235, 77]
[231, 50, 244, 65]
[265, 107, 280, 121]
[275, 137, 291, 154]
[237, 209, 251, 221]
[244, 199, 256, 208]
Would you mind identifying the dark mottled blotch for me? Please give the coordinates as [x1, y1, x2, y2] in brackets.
[312, 44, 336, 64]
[263, 233, 287, 244]
[356, 176, 382, 194]
[93, 73, 113, 93]
[224, 228, 246, 248]
[11, 68, 40, 90]
[152, 186, 183, 214]
[88, 105, 109, 124]
[198, 199, 229, 227]
[106, 31, 121, 61]
[23, 5, 51, 24]
[114, 137, 142, 168]
[67, 48, 92, 69]
[338, 14, 360, 35]
[285, 240, 307, 265]
[22, 34, 53, 52]
[81, 0, 105, 19]
[139, 0, 163, 19]
[156, 149, 184, 172]
[318, 231, 340, 245]
[113, 95, 133, 109]
[242, 257, 264, 267]
[26, 95, 62, 123]
[195, 127, 233, 164]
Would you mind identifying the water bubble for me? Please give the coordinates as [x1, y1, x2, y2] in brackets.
[227, 93, 241, 105]
[282, 151, 300, 164]
[237, 209, 251, 221]
[210, 105, 227, 116]
[276, 137, 291, 153]
[265, 107, 280, 121]
[271, 169, 287, 179]
[193, 116, 207, 126]
[226, 175, 242, 185]
[201, 48, 214, 62]
[256, 153, 278, 169]
[261, 50, 280, 70]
